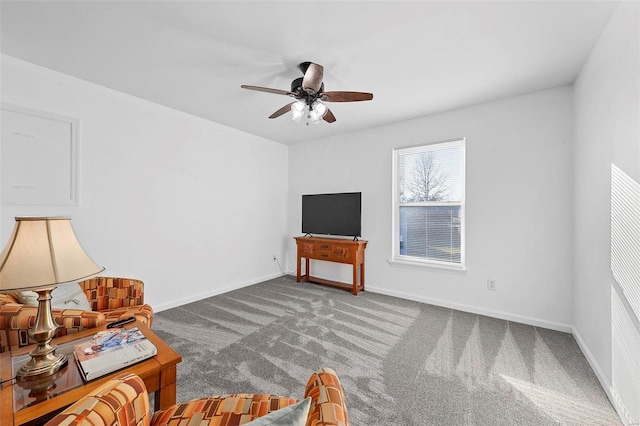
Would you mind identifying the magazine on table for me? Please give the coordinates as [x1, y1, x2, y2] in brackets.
[73, 326, 157, 381]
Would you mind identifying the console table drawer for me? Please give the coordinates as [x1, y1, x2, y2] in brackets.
[300, 242, 354, 263]
[316, 250, 333, 260]
[317, 242, 332, 250]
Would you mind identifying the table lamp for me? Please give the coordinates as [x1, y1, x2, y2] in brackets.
[0, 217, 104, 381]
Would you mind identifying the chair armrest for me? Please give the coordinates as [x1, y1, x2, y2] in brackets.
[103, 304, 154, 328]
[304, 367, 350, 426]
[151, 394, 297, 425]
[45, 373, 149, 426]
[79, 277, 145, 311]
[0, 304, 106, 352]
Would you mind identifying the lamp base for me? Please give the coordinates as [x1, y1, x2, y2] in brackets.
[15, 287, 68, 381]
[16, 367, 67, 407]
[16, 352, 68, 382]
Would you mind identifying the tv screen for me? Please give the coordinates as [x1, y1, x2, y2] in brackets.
[302, 192, 362, 237]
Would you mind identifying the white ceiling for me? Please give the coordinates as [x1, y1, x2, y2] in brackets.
[0, 1, 618, 145]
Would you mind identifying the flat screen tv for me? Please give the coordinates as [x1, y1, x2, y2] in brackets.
[302, 192, 362, 238]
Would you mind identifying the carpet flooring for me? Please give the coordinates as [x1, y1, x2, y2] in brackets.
[152, 276, 621, 425]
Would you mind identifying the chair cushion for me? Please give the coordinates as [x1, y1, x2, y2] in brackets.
[244, 397, 311, 426]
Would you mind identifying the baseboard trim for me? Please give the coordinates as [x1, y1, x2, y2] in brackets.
[572, 327, 635, 426]
[153, 272, 285, 312]
[366, 285, 573, 333]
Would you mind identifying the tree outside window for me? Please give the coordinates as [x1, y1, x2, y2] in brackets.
[402, 152, 451, 202]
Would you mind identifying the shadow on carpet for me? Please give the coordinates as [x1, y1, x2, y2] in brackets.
[152, 276, 621, 425]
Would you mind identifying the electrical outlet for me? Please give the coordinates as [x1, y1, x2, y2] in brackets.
[487, 279, 496, 291]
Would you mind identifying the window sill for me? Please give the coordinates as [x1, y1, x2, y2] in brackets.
[388, 258, 467, 274]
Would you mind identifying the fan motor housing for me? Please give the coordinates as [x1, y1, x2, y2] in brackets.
[291, 77, 304, 92]
[298, 61, 312, 74]
[291, 77, 324, 95]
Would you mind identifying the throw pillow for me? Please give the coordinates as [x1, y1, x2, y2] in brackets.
[14, 283, 92, 311]
[244, 397, 311, 426]
[13, 290, 39, 306]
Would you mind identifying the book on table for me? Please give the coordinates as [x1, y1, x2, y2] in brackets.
[73, 327, 157, 381]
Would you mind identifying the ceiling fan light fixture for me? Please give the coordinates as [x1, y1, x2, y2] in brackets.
[241, 62, 373, 125]
[291, 100, 306, 122]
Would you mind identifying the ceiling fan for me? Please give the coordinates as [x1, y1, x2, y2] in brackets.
[241, 62, 373, 124]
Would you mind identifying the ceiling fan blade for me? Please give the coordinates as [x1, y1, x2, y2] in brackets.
[269, 102, 294, 119]
[302, 63, 324, 94]
[321, 91, 374, 102]
[241, 85, 293, 96]
[323, 109, 336, 123]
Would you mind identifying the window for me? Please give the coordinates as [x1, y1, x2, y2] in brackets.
[393, 139, 465, 268]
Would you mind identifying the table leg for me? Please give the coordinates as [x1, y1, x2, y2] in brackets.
[155, 366, 178, 410]
[352, 264, 358, 295]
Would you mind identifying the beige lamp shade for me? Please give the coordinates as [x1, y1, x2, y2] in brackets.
[0, 217, 104, 292]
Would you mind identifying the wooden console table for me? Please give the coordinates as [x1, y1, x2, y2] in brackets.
[295, 236, 368, 295]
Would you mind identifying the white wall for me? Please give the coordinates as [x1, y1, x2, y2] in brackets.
[0, 55, 290, 311]
[288, 86, 574, 331]
[573, 1, 640, 424]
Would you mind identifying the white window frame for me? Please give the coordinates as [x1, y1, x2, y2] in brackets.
[391, 138, 466, 270]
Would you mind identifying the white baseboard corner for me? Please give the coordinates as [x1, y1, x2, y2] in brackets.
[572, 327, 635, 426]
[153, 272, 285, 313]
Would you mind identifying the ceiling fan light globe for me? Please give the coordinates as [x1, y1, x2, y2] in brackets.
[291, 100, 306, 112]
[291, 100, 306, 122]
[309, 110, 323, 124]
[311, 100, 328, 118]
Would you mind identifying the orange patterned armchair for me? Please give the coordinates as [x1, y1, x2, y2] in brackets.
[46, 368, 349, 426]
[0, 277, 153, 352]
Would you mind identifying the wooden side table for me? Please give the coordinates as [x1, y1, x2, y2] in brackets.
[0, 320, 181, 426]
